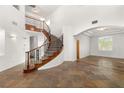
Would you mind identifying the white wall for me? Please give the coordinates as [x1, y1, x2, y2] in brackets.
[38, 33, 45, 47]
[30, 36, 38, 50]
[63, 26, 76, 61]
[90, 33, 124, 59]
[76, 34, 90, 58]
[24, 35, 30, 52]
[0, 28, 5, 56]
[38, 48, 64, 70]
[0, 5, 26, 72]
[25, 30, 46, 50]
[49, 6, 124, 37]
[48, 6, 124, 61]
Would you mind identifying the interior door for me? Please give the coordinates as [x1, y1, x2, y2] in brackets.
[76, 40, 80, 60]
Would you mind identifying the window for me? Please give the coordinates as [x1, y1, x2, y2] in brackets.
[98, 36, 112, 51]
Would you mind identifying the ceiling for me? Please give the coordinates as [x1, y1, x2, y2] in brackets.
[25, 5, 60, 18]
[81, 26, 124, 37]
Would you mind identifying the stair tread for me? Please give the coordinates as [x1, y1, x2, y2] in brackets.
[24, 27, 63, 73]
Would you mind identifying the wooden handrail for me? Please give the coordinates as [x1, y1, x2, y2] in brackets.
[44, 21, 51, 34]
[25, 41, 49, 53]
[26, 15, 51, 34]
[24, 15, 53, 72]
[26, 15, 41, 22]
[25, 15, 51, 54]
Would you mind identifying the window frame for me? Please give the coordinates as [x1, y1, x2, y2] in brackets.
[98, 36, 113, 51]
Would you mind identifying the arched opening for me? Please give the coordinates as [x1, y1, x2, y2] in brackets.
[75, 25, 124, 60]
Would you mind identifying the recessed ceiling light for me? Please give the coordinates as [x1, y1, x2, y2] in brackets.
[96, 27, 106, 31]
[10, 34, 17, 40]
[46, 20, 50, 25]
[40, 17, 45, 21]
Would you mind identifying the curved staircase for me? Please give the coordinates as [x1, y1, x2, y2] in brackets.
[23, 16, 63, 73]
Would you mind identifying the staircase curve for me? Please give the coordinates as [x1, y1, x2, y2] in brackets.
[23, 16, 63, 73]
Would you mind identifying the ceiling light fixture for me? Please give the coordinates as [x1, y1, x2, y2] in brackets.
[46, 20, 50, 25]
[40, 17, 45, 21]
[96, 27, 106, 31]
[10, 34, 17, 40]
